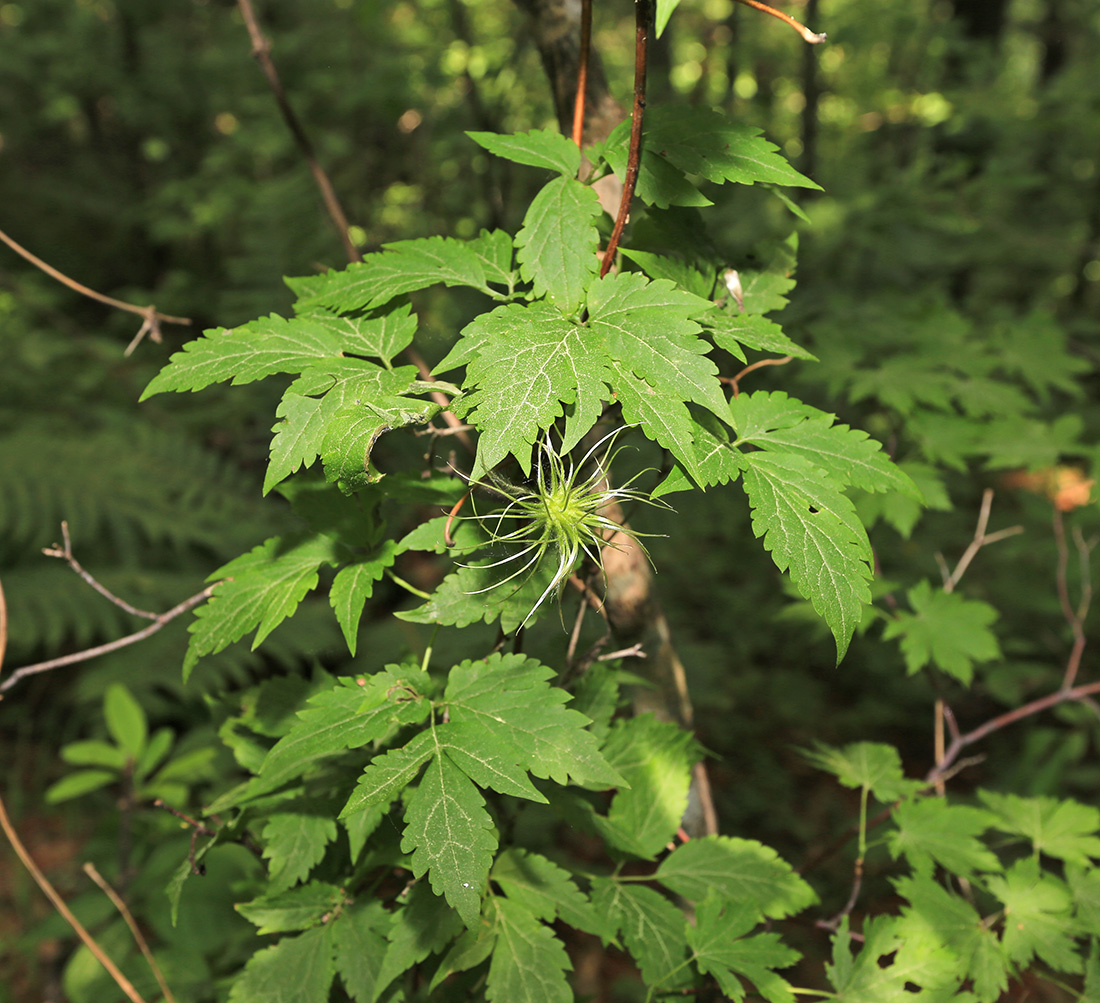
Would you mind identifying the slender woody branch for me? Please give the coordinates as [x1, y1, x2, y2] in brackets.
[0, 226, 190, 356]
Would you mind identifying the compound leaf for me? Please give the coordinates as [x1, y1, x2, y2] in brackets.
[486, 896, 573, 1003]
[330, 543, 401, 655]
[492, 849, 609, 939]
[887, 798, 1000, 879]
[987, 859, 1081, 973]
[236, 883, 345, 935]
[979, 791, 1100, 866]
[227, 926, 336, 1003]
[262, 804, 339, 893]
[468, 128, 580, 177]
[592, 880, 691, 989]
[803, 742, 923, 803]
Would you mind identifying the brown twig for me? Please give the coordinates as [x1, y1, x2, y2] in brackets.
[724, 354, 794, 397]
[0, 794, 149, 1003]
[153, 800, 216, 876]
[600, 0, 652, 279]
[43, 522, 159, 620]
[732, 0, 827, 43]
[235, 0, 361, 264]
[0, 226, 190, 356]
[936, 489, 1023, 593]
[572, 0, 593, 149]
[0, 586, 216, 696]
[1052, 509, 1094, 691]
[83, 863, 176, 1003]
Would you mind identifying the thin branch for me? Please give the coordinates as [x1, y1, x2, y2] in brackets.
[723, 354, 794, 397]
[153, 800, 216, 876]
[43, 522, 158, 619]
[1053, 509, 1094, 691]
[732, 0, 827, 43]
[0, 225, 190, 355]
[83, 863, 176, 1003]
[938, 489, 1023, 593]
[0, 575, 7, 674]
[0, 794, 149, 1003]
[235, 0, 361, 263]
[600, 0, 653, 279]
[572, 0, 593, 148]
[0, 586, 216, 696]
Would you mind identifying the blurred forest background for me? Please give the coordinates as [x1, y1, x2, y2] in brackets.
[2, 0, 1100, 1000]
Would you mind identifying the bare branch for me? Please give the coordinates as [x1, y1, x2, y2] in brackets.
[0, 225, 190, 354]
[84, 863, 176, 1003]
[732, 0, 827, 43]
[723, 355, 794, 397]
[0, 794, 149, 1003]
[939, 489, 1023, 593]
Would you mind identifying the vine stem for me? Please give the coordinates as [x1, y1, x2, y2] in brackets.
[0, 225, 190, 355]
[0, 794, 149, 1003]
[600, 0, 652, 279]
[571, 0, 592, 149]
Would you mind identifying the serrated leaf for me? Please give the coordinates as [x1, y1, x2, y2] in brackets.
[289, 236, 494, 314]
[262, 805, 339, 893]
[306, 304, 417, 367]
[689, 891, 799, 1003]
[802, 742, 923, 803]
[430, 926, 498, 992]
[647, 106, 820, 190]
[979, 791, 1100, 866]
[731, 391, 917, 497]
[1069, 865, 1100, 936]
[438, 721, 548, 803]
[227, 926, 335, 1003]
[373, 883, 464, 1001]
[248, 669, 430, 802]
[468, 128, 580, 177]
[141, 315, 343, 399]
[401, 750, 497, 927]
[184, 533, 339, 680]
[104, 684, 146, 758]
[515, 176, 600, 314]
[265, 393, 326, 493]
[456, 301, 612, 475]
[332, 901, 390, 1003]
[619, 248, 715, 299]
[740, 451, 871, 661]
[592, 879, 691, 989]
[445, 653, 625, 790]
[706, 312, 816, 362]
[988, 859, 1081, 973]
[894, 874, 1007, 1003]
[887, 798, 1000, 878]
[236, 883, 345, 935]
[656, 836, 815, 920]
[487, 897, 573, 1003]
[466, 228, 515, 287]
[655, 0, 682, 36]
[883, 581, 1000, 684]
[492, 849, 609, 939]
[341, 728, 436, 818]
[596, 715, 697, 859]
[330, 546, 399, 655]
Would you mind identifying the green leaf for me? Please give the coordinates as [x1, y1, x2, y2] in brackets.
[740, 451, 871, 661]
[466, 228, 515, 287]
[373, 882, 463, 1000]
[401, 750, 498, 928]
[591, 880, 691, 989]
[988, 859, 1082, 973]
[61, 740, 127, 771]
[332, 901, 391, 1003]
[467, 128, 580, 177]
[1069, 865, 1100, 936]
[486, 896, 573, 1003]
[598, 124, 712, 209]
[341, 728, 436, 818]
[445, 653, 625, 790]
[455, 301, 612, 475]
[883, 581, 1000, 684]
[184, 533, 339, 680]
[731, 391, 918, 498]
[655, 835, 815, 920]
[236, 883, 346, 935]
[619, 248, 715, 299]
[654, 0, 682, 36]
[288, 236, 494, 313]
[706, 313, 816, 362]
[227, 926, 336, 1003]
[688, 891, 800, 1003]
[979, 791, 1100, 866]
[515, 176, 601, 314]
[261, 804, 339, 893]
[103, 684, 147, 758]
[492, 849, 609, 939]
[44, 769, 116, 803]
[802, 742, 923, 803]
[887, 798, 1000, 878]
[248, 669, 430, 802]
[307, 304, 417, 367]
[141, 315, 343, 399]
[330, 545, 400, 655]
[595, 715, 697, 859]
[894, 874, 1008, 1003]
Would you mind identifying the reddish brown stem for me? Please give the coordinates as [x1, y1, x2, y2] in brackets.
[732, 0, 826, 43]
[572, 0, 593, 149]
[600, 0, 652, 279]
